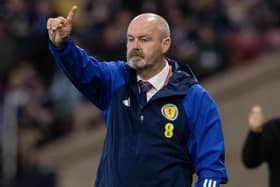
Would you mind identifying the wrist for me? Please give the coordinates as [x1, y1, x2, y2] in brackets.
[250, 126, 263, 133]
[53, 40, 67, 48]
[50, 37, 69, 50]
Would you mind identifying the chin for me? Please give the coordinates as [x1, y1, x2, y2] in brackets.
[128, 58, 147, 70]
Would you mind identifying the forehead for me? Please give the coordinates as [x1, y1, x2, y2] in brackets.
[127, 16, 159, 36]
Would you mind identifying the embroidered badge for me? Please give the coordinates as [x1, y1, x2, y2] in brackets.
[122, 98, 130, 107]
[161, 104, 178, 121]
[164, 123, 174, 138]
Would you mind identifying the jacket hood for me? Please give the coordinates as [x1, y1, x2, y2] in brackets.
[167, 58, 198, 82]
[165, 58, 198, 92]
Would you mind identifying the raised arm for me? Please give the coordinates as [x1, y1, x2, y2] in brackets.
[47, 5, 128, 111]
[242, 105, 266, 168]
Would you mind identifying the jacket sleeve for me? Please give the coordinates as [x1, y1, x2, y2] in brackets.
[242, 118, 280, 168]
[241, 131, 264, 168]
[183, 84, 228, 186]
[48, 37, 127, 111]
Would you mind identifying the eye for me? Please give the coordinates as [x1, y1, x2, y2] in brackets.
[127, 37, 134, 42]
[139, 36, 151, 42]
[140, 38, 149, 42]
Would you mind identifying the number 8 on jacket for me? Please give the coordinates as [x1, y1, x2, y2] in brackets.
[164, 123, 174, 138]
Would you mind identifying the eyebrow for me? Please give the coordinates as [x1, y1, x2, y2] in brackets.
[127, 34, 151, 38]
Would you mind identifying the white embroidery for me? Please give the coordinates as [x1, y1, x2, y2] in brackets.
[122, 98, 130, 107]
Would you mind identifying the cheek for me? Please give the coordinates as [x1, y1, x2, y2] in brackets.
[126, 43, 132, 51]
[126, 47, 131, 56]
[145, 46, 160, 57]
[143, 45, 155, 55]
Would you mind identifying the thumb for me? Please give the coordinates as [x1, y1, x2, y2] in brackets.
[66, 5, 78, 23]
[251, 105, 262, 112]
[248, 105, 265, 132]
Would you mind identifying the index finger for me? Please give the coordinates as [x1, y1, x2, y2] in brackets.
[66, 5, 77, 22]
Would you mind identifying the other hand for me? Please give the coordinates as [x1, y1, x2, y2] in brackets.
[248, 105, 265, 132]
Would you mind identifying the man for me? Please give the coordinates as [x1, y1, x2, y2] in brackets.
[242, 105, 280, 187]
[47, 5, 228, 187]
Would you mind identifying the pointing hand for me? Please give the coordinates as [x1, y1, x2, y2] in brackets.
[47, 5, 77, 47]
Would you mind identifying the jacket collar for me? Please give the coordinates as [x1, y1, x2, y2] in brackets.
[128, 58, 198, 84]
[127, 59, 198, 100]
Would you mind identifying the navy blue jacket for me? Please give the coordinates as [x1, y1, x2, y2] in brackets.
[49, 37, 228, 187]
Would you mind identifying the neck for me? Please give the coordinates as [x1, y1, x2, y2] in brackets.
[138, 58, 167, 80]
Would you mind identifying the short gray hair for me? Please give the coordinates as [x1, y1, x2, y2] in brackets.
[132, 13, 171, 39]
[156, 15, 170, 39]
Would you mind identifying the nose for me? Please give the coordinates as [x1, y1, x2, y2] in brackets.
[129, 39, 140, 49]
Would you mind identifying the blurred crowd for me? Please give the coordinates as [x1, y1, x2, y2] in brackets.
[0, 0, 279, 186]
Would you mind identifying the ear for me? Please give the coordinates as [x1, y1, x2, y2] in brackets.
[161, 37, 171, 54]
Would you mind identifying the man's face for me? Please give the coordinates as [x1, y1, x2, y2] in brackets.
[126, 17, 164, 71]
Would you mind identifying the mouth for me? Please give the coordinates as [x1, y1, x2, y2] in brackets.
[128, 50, 144, 59]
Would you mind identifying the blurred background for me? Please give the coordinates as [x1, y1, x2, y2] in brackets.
[0, 0, 279, 186]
